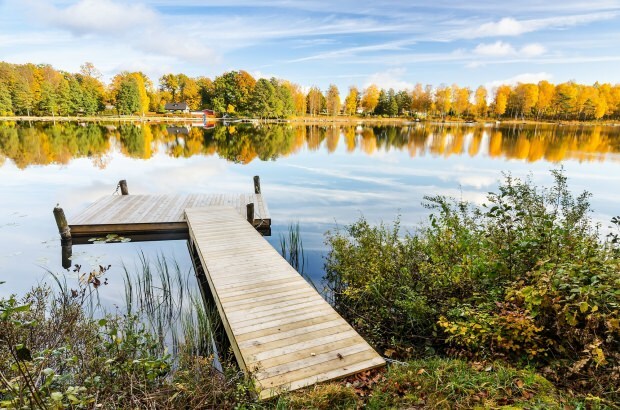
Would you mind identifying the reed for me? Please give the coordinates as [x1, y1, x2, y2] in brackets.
[279, 222, 306, 275]
[120, 252, 218, 357]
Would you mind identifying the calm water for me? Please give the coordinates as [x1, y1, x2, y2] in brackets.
[1, 121, 619, 305]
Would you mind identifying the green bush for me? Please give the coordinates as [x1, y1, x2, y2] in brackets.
[325, 170, 620, 401]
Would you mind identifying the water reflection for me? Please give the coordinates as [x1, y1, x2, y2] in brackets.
[1, 122, 619, 168]
[1, 121, 620, 303]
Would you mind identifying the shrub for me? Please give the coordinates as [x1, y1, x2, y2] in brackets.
[324, 169, 620, 400]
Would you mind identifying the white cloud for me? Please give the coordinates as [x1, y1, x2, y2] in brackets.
[22, 0, 218, 65]
[35, 0, 158, 34]
[475, 17, 527, 37]
[473, 41, 546, 58]
[473, 41, 516, 56]
[520, 43, 546, 57]
[462, 12, 617, 38]
[363, 68, 414, 90]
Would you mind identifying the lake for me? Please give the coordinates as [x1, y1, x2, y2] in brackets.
[1, 121, 620, 306]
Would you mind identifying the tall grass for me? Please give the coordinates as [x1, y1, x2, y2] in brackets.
[121, 251, 220, 358]
[279, 222, 306, 275]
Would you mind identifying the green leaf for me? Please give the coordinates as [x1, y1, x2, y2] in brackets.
[98, 318, 107, 326]
[579, 301, 589, 313]
[50, 392, 63, 401]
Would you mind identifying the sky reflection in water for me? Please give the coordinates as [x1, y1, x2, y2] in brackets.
[1, 121, 619, 305]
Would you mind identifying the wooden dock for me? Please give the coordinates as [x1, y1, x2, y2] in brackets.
[69, 193, 270, 237]
[55, 177, 385, 399]
[186, 207, 384, 399]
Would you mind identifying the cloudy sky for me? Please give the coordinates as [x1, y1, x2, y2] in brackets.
[1, 0, 619, 91]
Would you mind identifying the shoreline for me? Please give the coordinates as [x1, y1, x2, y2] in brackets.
[1, 115, 618, 127]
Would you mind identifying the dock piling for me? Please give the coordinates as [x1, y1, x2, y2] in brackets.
[119, 180, 129, 195]
[53, 206, 72, 244]
[246, 202, 254, 224]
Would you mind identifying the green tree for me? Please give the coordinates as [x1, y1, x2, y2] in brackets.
[395, 90, 412, 115]
[11, 78, 34, 116]
[197, 77, 214, 109]
[249, 78, 277, 118]
[38, 82, 57, 116]
[116, 77, 141, 115]
[0, 81, 12, 115]
[211, 70, 256, 114]
[56, 77, 72, 116]
[375, 89, 389, 115]
[272, 78, 294, 118]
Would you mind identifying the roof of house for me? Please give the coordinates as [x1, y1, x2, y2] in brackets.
[165, 102, 189, 110]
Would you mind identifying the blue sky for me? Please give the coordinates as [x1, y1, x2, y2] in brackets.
[1, 0, 619, 91]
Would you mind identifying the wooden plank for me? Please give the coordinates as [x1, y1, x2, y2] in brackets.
[258, 356, 385, 400]
[184, 206, 384, 400]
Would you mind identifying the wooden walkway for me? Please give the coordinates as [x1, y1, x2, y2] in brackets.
[56, 178, 384, 398]
[69, 193, 270, 237]
[186, 207, 384, 399]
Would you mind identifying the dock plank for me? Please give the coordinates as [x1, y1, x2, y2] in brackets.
[185, 206, 384, 399]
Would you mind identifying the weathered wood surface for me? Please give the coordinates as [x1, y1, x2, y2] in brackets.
[69, 193, 270, 236]
[185, 207, 384, 399]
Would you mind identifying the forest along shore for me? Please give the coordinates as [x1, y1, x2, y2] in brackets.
[2, 115, 619, 127]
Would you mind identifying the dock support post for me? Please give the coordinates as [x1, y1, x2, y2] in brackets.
[53, 206, 72, 244]
[246, 203, 254, 224]
[119, 180, 129, 195]
[54, 206, 73, 269]
[61, 243, 72, 269]
[253, 176, 261, 194]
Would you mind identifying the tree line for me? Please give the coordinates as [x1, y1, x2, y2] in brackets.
[1, 61, 619, 120]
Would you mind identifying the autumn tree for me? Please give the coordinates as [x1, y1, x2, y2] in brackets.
[553, 82, 578, 120]
[160, 74, 179, 101]
[307, 86, 323, 116]
[211, 70, 256, 114]
[474, 86, 488, 117]
[177, 74, 200, 109]
[343, 86, 359, 115]
[452, 85, 472, 117]
[80, 62, 102, 80]
[281, 80, 306, 116]
[325, 84, 340, 116]
[434, 85, 452, 118]
[411, 83, 432, 115]
[0, 81, 12, 115]
[535, 80, 555, 120]
[493, 85, 512, 118]
[361, 84, 380, 113]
